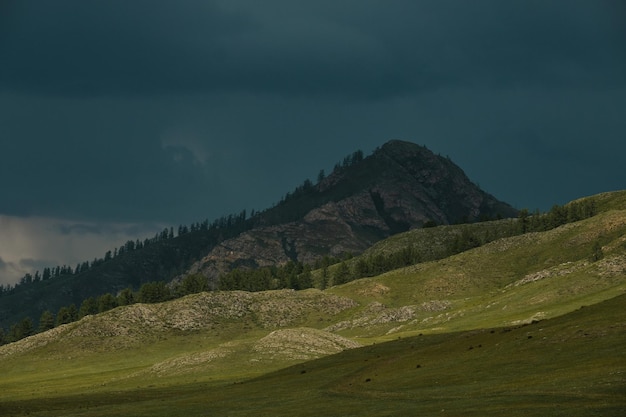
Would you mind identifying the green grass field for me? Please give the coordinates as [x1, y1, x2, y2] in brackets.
[1, 192, 624, 416]
[1, 294, 623, 417]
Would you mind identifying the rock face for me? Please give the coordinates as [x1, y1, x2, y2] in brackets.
[190, 140, 517, 283]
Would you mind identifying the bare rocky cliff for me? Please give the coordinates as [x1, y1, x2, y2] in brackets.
[188, 140, 518, 284]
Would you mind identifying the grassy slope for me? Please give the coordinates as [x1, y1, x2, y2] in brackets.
[1, 294, 623, 417]
[0, 191, 624, 416]
[328, 206, 626, 341]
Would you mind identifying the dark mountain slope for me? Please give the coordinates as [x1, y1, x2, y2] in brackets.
[0, 139, 516, 330]
[190, 140, 517, 282]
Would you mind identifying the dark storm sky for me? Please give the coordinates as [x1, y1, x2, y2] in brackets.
[1, 0, 625, 284]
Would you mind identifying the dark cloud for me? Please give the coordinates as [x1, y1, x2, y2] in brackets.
[1, 1, 623, 99]
[18, 257, 51, 270]
[0, 1, 624, 285]
[58, 220, 167, 239]
[58, 223, 105, 236]
[0, 215, 166, 285]
[0, 0, 253, 96]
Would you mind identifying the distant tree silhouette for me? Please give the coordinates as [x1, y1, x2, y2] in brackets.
[56, 305, 77, 326]
[176, 274, 209, 296]
[9, 317, 34, 341]
[590, 241, 604, 262]
[79, 297, 99, 318]
[38, 310, 55, 332]
[117, 288, 135, 306]
[98, 293, 118, 313]
[139, 281, 171, 303]
[333, 261, 351, 285]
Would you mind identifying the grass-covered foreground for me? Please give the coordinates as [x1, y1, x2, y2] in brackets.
[1, 191, 625, 416]
[0, 293, 624, 416]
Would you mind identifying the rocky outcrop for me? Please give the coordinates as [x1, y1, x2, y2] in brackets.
[189, 140, 517, 283]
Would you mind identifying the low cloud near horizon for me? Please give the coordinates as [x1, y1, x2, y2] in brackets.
[0, 215, 164, 286]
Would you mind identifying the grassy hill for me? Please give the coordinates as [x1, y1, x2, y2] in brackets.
[0, 191, 624, 416]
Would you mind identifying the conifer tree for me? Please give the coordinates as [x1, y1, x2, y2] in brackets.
[79, 297, 99, 318]
[117, 288, 135, 306]
[333, 261, 351, 286]
[98, 293, 118, 313]
[590, 241, 604, 262]
[10, 317, 34, 341]
[317, 169, 325, 183]
[38, 310, 55, 332]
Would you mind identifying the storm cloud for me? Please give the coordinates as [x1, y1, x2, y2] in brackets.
[1, 1, 624, 97]
[0, 1, 624, 284]
[0, 215, 164, 285]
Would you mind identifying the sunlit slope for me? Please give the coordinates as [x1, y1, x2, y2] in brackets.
[328, 207, 626, 339]
[1, 293, 623, 417]
[0, 191, 624, 416]
[0, 289, 361, 400]
[217, 294, 626, 417]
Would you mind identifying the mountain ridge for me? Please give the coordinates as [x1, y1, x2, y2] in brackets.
[0, 139, 516, 330]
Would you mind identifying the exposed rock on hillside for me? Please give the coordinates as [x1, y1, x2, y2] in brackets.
[324, 299, 453, 333]
[0, 289, 358, 356]
[253, 328, 361, 360]
[76, 289, 357, 336]
[191, 140, 517, 283]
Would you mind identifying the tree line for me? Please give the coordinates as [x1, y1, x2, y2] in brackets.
[516, 199, 596, 234]
[0, 192, 600, 345]
[0, 228, 177, 296]
[218, 261, 314, 292]
[218, 199, 600, 293]
[0, 211, 251, 297]
[0, 274, 210, 345]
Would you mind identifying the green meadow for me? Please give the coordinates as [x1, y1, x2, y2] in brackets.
[1, 192, 624, 416]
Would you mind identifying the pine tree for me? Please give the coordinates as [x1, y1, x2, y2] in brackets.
[10, 317, 34, 341]
[319, 266, 329, 290]
[139, 281, 171, 303]
[79, 297, 98, 318]
[38, 310, 55, 332]
[56, 304, 78, 325]
[177, 274, 209, 296]
[68, 304, 78, 322]
[317, 169, 326, 183]
[56, 306, 72, 326]
[297, 265, 313, 290]
[98, 293, 118, 313]
[590, 241, 604, 262]
[518, 208, 529, 233]
[333, 261, 351, 286]
[117, 288, 135, 306]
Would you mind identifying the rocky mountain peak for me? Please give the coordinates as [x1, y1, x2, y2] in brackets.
[190, 140, 518, 283]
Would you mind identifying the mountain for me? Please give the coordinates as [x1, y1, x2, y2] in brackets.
[0, 191, 624, 416]
[189, 140, 517, 282]
[0, 139, 516, 331]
